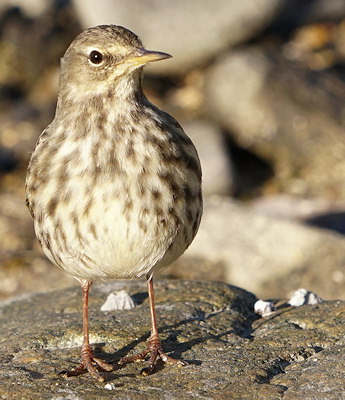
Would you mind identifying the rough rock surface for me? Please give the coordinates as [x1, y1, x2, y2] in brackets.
[0, 279, 343, 399]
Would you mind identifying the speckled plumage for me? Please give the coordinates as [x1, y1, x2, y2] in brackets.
[26, 25, 202, 282]
[25, 25, 202, 380]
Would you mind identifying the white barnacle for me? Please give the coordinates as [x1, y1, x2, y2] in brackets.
[288, 288, 323, 307]
[100, 290, 135, 311]
[254, 299, 275, 317]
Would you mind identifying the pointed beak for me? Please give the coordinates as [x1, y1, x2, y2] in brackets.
[127, 49, 172, 66]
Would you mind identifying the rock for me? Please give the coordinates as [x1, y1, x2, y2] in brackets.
[254, 301, 345, 400]
[0, 279, 343, 399]
[272, 345, 345, 400]
[183, 119, 235, 196]
[251, 194, 342, 221]
[271, 0, 345, 29]
[205, 47, 345, 198]
[72, 0, 286, 74]
[251, 194, 345, 235]
[0, 0, 49, 18]
[0, 2, 80, 95]
[179, 197, 345, 300]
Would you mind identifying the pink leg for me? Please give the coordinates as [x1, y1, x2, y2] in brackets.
[119, 276, 187, 375]
[66, 281, 113, 382]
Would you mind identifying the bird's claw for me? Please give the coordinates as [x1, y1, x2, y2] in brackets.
[64, 345, 113, 382]
[119, 336, 187, 375]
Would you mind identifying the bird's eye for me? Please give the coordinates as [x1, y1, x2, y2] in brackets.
[89, 50, 103, 64]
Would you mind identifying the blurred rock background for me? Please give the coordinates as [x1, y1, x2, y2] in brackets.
[1, 0, 345, 301]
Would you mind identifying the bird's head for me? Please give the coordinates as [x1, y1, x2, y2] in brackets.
[59, 25, 171, 100]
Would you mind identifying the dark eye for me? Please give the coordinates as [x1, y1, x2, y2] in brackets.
[89, 50, 103, 64]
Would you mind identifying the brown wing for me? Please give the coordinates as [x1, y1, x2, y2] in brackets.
[25, 127, 51, 219]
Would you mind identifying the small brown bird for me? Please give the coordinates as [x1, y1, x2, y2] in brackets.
[25, 25, 202, 381]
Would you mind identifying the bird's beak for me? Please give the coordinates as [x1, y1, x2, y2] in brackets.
[127, 49, 172, 66]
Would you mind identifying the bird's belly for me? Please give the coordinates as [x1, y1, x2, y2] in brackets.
[34, 178, 191, 281]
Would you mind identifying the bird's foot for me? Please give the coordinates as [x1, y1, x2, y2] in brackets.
[118, 335, 187, 375]
[65, 344, 113, 382]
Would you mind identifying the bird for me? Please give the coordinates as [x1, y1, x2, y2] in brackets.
[25, 25, 202, 382]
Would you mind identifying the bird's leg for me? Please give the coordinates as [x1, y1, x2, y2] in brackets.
[66, 281, 113, 382]
[119, 276, 187, 375]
